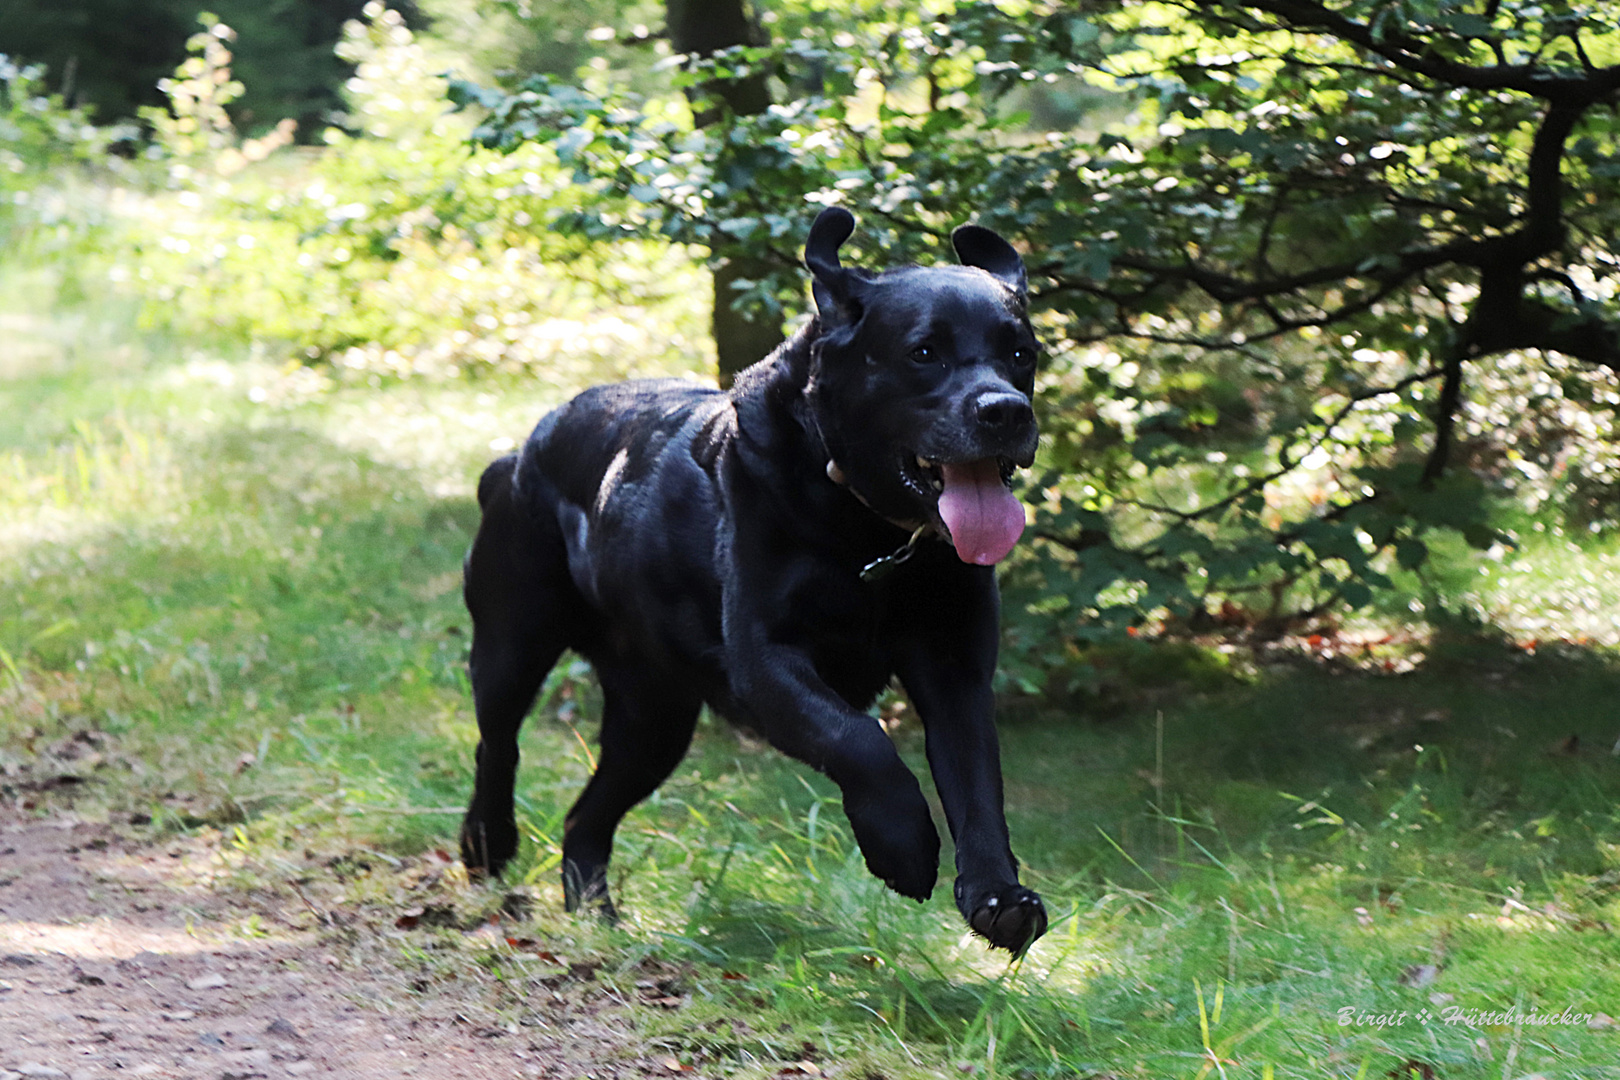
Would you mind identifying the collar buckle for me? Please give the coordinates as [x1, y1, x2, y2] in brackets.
[859, 526, 927, 584]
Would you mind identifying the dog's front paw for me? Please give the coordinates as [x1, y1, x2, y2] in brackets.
[847, 794, 940, 901]
[460, 814, 519, 880]
[957, 882, 1047, 955]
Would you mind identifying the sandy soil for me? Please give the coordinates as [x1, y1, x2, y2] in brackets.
[0, 808, 668, 1080]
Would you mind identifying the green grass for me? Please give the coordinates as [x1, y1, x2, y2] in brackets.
[6, 284, 1620, 1079]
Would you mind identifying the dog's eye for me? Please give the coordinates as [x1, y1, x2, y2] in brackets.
[1011, 347, 1036, 367]
[909, 345, 937, 365]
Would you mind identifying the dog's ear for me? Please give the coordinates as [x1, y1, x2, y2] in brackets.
[805, 207, 862, 323]
[952, 223, 1027, 298]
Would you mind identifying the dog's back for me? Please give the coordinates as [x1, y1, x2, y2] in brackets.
[491, 377, 736, 676]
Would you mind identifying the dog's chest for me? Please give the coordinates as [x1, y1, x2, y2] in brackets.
[770, 562, 896, 707]
[813, 637, 895, 709]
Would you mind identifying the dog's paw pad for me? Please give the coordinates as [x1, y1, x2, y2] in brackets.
[968, 886, 1048, 955]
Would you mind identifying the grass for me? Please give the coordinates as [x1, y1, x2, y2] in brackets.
[6, 275, 1620, 1079]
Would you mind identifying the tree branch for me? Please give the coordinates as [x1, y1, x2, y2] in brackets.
[1114, 366, 1444, 526]
[1421, 341, 1466, 483]
[1208, 0, 1620, 104]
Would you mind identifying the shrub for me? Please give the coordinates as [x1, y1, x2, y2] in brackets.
[0, 53, 119, 264]
[107, 4, 711, 385]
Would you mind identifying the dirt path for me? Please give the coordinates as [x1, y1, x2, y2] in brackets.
[0, 809, 661, 1079]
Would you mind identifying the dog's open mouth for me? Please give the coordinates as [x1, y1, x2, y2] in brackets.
[907, 454, 1026, 566]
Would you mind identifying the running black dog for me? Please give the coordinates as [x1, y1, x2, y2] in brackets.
[459, 207, 1047, 953]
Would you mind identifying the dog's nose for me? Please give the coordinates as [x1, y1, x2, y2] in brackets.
[970, 388, 1034, 434]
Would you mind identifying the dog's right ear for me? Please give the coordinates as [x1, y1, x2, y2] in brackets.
[805, 207, 862, 324]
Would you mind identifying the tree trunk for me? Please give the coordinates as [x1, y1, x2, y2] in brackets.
[666, 0, 783, 384]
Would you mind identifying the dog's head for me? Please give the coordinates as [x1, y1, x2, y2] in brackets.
[804, 207, 1040, 566]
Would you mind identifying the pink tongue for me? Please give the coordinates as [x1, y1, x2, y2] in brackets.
[937, 459, 1026, 565]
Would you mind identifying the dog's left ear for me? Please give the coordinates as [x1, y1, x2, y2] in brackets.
[805, 206, 864, 324]
[952, 224, 1027, 299]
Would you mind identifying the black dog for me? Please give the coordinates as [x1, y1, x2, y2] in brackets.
[459, 207, 1047, 953]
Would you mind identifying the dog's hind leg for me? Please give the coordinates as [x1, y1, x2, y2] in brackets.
[460, 456, 572, 879]
[559, 661, 701, 919]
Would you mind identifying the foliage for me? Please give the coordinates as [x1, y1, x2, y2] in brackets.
[0, 55, 107, 174]
[109, 4, 710, 384]
[455, 0, 1620, 689]
[417, 0, 667, 88]
[0, 53, 116, 256]
[137, 15, 258, 161]
[209, 0, 415, 133]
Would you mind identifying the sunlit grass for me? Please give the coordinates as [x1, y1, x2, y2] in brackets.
[1474, 527, 1620, 647]
[6, 294, 1620, 1077]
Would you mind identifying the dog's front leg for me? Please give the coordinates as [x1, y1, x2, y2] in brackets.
[892, 581, 1047, 954]
[728, 643, 942, 902]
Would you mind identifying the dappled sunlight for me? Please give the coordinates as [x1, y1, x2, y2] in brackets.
[330, 302, 715, 386]
[82, 5, 716, 395]
[311, 385, 555, 501]
[0, 423, 183, 557]
[1008, 900, 1126, 993]
[1470, 533, 1620, 647]
[157, 352, 333, 409]
[0, 920, 232, 960]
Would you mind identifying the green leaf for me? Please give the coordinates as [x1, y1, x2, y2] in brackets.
[1394, 538, 1428, 571]
[1340, 580, 1374, 609]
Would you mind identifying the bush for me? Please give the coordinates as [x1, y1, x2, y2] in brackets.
[106, 4, 711, 385]
[0, 53, 119, 263]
